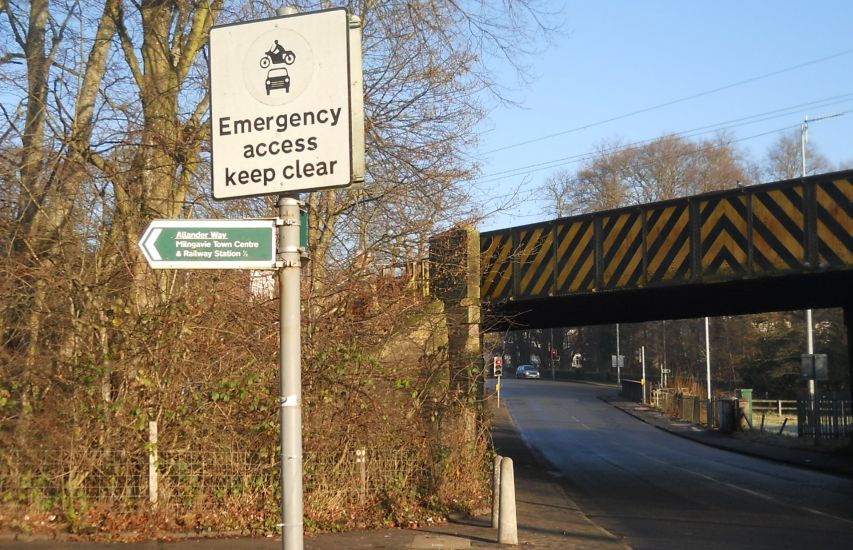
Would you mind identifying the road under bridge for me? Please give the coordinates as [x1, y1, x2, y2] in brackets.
[430, 169, 852, 389]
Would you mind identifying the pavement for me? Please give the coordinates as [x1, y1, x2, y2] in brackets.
[601, 393, 853, 479]
[6, 385, 852, 549]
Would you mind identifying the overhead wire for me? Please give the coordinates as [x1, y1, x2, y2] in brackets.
[473, 94, 853, 186]
[476, 47, 853, 157]
[473, 126, 784, 186]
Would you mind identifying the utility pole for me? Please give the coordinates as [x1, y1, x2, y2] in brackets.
[800, 113, 841, 407]
[802, 116, 814, 400]
[800, 112, 841, 443]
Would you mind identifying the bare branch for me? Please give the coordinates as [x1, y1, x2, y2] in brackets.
[113, 2, 143, 88]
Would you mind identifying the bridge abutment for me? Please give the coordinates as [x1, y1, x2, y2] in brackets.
[430, 225, 483, 438]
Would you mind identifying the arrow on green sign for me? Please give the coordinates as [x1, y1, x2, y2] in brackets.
[139, 219, 277, 269]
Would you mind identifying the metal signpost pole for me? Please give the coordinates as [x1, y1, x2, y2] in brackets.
[274, 12, 302, 550]
[496, 373, 501, 409]
[616, 324, 621, 386]
[550, 331, 554, 380]
[705, 317, 711, 400]
[208, 6, 362, 547]
[705, 317, 713, 426]
[278, 193, 303, 550]
[661, 320, 667, 388]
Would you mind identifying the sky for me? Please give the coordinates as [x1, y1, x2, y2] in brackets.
[472, 1, 853, 232]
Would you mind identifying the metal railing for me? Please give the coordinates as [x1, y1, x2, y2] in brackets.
[752, 399, 797, 416]
[622, 382, 853, 440]
[623, 382, 716, 427]
[797, 396, 853, 439]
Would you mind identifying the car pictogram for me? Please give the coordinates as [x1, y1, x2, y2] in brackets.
[265, 68, 291, 95]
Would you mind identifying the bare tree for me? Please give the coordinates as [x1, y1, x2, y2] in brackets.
[1, 0, 223, 447]
[305, 1, 553, 283]
[544, 133, 753, 217]
[764, 128, 833, 181]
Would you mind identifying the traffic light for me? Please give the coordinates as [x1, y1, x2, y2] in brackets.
[551, 349, 557, 359]
[493, 357, 503, 377]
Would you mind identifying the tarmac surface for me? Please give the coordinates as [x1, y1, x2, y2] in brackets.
[6, 385, 853, 549]
[602, 394, 853, 480]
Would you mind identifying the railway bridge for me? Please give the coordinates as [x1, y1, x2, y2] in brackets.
[430, 169, 852, 384]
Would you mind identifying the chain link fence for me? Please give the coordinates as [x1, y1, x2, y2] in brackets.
[0, 445, 429, 514]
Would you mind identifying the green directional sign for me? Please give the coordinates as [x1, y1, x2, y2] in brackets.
[139, 219, 276, 269]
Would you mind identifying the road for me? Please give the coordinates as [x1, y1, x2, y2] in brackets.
[499, 378, 853, 550]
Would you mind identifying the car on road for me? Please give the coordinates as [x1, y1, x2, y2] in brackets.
[265, 68, 290, 95]
[515, 364, 540, 379]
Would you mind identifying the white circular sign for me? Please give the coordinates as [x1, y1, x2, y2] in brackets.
[242, 26, 315, 105]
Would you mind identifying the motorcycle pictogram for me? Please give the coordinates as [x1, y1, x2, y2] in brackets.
[260, 40, 296, 68]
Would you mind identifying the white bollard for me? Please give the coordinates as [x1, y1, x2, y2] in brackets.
[497, 457, 518, 545]
[491, 455, 502, 528]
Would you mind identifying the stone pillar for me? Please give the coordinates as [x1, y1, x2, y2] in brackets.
[429, 226, 483, 400]
[429, 226, 483, 459]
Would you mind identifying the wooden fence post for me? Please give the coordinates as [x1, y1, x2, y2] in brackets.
[356, 448, 366, 504]
[148, 421, 158, 504]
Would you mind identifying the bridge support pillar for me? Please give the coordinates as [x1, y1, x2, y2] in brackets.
[430, 225, 483, 397]
[430, 225, 483, 440]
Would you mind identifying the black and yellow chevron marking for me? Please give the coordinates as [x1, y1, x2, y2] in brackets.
[480, 232, 514, 301]
[815, 177, 853, 267]
[554, 219, 596, 294]
[701, 195, 748, 277]
[602, 211, 644, 289]
[517, 226, 554, 298]
[478, 172, 852, 304]
[646, 203, 691, 284]
[752, 186, 805, 272]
